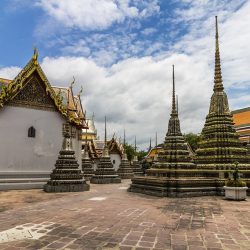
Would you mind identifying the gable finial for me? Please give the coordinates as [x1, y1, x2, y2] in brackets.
[214, 16, 224, 92]
[70, 76, 75, 89]
[78, 86, 83, 97]
[33, 47, 38, 63]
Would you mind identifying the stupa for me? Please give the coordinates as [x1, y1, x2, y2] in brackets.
[44, 122, 90, 192]
[82, 129, 94, 180]
[132, 136, 144, 176]
[117, 131, 134, 179]
[90, 117, 121, 184]
[129, 65, 200, 196]
[194, 17, 250, 172]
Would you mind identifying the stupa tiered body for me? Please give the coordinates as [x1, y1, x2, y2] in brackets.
[132, 137, 144, 176]
[129, 66, 213, 197]
[195, 17, 250, 171]
[90, 118, 121, 184]
[44, 123, 90, 192]
[117, 132, 134, 179]
[82, 144, 94, 181]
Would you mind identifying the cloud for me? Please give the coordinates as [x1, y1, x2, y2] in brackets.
[0, 67, 21, 79]
[36, 54, 211, 149]
[36, 0, 159, 30]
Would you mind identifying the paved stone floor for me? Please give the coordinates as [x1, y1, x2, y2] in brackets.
[0, 180, 250, 250]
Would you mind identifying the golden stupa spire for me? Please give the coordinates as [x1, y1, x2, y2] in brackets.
[214, 16, 224, 92]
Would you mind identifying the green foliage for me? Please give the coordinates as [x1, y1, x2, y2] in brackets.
[124, 143, 147, 162]
[137, 150, 147, 161]
[124, 144, 135, 161]
[225, 179, 246, 187]
[225, 162, 246, 187]
[183, 133, 200, 151]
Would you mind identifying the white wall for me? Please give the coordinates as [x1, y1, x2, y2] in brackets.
[110, 153, 121, 171]
[0, 106, 81, 174]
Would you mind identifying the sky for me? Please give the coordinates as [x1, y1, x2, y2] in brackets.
[0, 0, 250, 150]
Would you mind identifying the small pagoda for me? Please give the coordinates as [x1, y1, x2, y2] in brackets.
[132, 136, 144, 176]
[194, 17, 250, 172]
[82, 129, 94, 180]
[90, 117, 121, 184]
[117, 131, 134, 179]
[44, 122, 90, 192]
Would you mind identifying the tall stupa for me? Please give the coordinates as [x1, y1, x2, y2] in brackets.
[194, 16, 250, 170]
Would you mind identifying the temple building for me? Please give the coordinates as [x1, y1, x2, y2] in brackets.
[232, 107, 250, 143]
[86, 135, 124, 171]
[0, 49, 88, 190]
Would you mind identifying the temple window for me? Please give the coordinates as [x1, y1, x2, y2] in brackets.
[28, 126, 36, 138]
[113, 160, 116, 164]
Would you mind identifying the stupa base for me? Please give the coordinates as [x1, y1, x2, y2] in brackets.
[117, 173, 134, 179]
[44, 183, 90, 193]
[128, 176, 225, 197]
[90, 176, 121, 184]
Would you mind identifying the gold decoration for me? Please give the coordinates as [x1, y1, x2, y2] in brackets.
[0, 52, 84, 127]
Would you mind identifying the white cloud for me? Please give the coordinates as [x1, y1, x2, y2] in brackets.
[36, 0, 159, 30]
[0, 67, 21, 79]
[36, 54, 211, 149]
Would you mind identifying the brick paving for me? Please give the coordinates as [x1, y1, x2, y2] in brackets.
[0, 180, 250, 250]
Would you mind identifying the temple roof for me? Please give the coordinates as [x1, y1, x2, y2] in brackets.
[232, 107, 250, 127]
[0, 50, 87, 128]
[87, 138, 124, 159]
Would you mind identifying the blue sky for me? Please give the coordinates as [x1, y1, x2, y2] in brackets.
[0, 0, 250, 149]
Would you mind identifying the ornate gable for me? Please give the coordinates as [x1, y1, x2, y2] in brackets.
[8, 72, 56, 111]
[0, 49, 88, 128]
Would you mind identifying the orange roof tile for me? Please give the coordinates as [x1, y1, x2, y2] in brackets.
[232, 107, 250, 126]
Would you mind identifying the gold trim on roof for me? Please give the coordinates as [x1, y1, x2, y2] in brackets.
[0, 51, 87, 128]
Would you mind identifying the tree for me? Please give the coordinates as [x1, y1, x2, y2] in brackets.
[137, 150, 147, 161]
[124, 144, 135, 161]
[183, 133, 200, 151]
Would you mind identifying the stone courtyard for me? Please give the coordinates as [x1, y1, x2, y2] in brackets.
[0, 180, 249, 250]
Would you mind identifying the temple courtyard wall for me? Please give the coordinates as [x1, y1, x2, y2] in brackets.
[0, 105, 82, 190]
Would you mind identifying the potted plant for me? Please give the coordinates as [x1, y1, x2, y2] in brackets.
[224, 162, 248, 201]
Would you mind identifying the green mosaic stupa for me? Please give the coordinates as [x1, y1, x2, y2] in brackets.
[194, 16, 250, 171]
